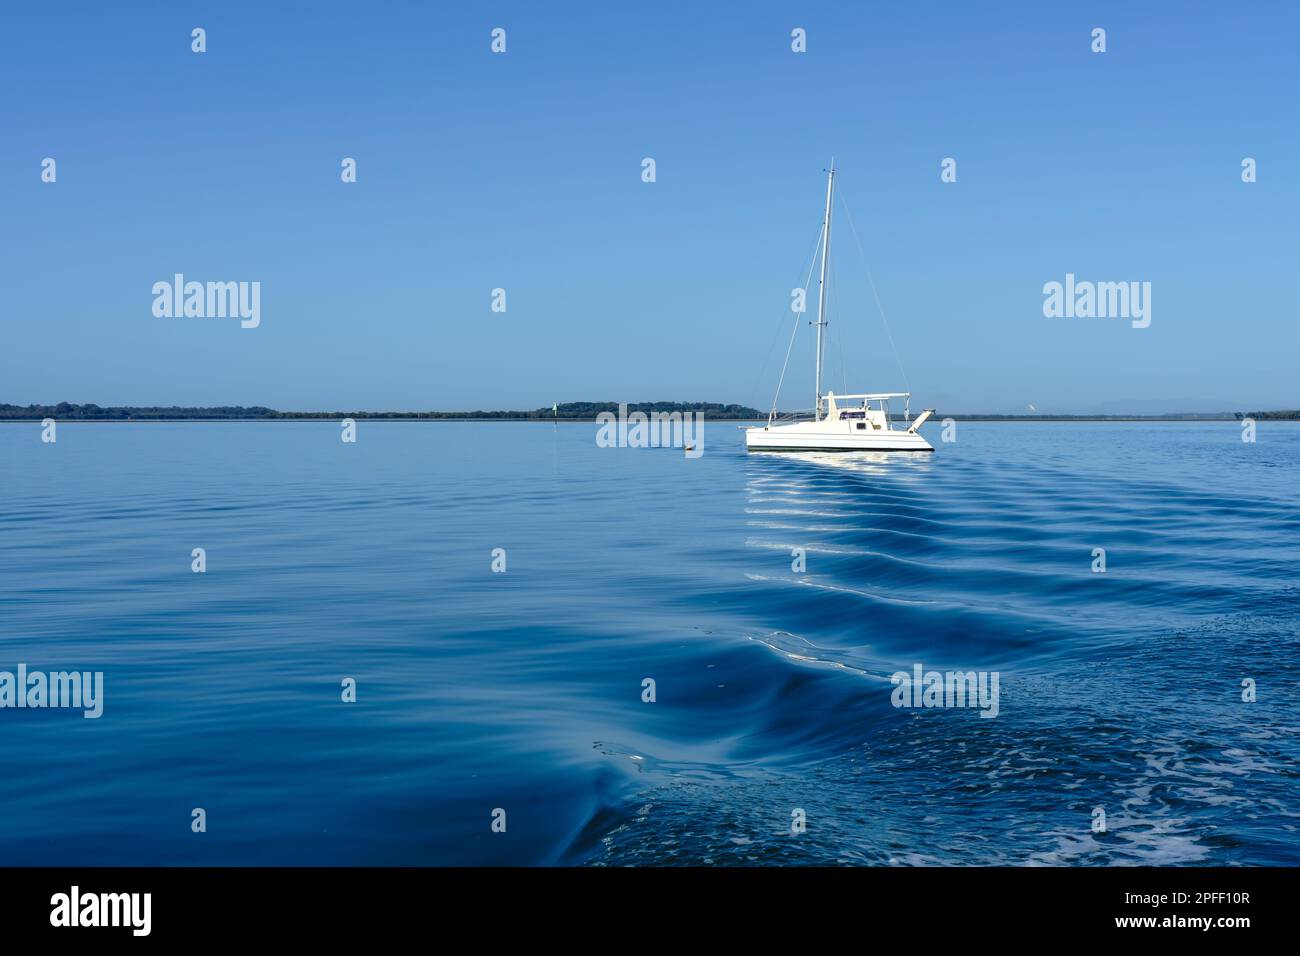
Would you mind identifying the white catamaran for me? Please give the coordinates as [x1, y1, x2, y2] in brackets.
[745, 163, 934, 453]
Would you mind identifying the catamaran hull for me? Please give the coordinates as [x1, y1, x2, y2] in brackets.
[745, 425, 933, 452]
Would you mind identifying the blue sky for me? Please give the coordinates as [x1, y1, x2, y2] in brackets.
[2, 1, 1295, 413]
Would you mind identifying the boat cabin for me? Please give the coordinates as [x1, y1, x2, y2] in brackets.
[823, 391, 909, 431]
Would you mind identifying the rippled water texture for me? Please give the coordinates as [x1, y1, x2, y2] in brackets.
[0, 421, 1296, 865]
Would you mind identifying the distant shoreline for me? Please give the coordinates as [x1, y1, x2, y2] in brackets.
[5, 416, 1294, 424]
[4, 416, 1297, 424]
[2, 402, 1296, 423]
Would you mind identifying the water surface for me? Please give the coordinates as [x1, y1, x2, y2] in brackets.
[0, 421, 1295, 865]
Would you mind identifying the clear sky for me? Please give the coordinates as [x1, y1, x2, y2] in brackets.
[2, 1, 1295, 414]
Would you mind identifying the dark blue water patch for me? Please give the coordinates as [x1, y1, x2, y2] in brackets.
[573, 603, 1299, 866]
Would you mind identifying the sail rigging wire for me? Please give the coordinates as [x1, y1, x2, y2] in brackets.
[836, 183, 911, 394]
[767, 221, 825, 424]
[751, 220, 826, 417]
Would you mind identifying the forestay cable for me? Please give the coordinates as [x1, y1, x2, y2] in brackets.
[837, 184, 911, 394]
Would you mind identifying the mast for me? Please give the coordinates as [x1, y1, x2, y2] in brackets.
[814, 160, 835, 421]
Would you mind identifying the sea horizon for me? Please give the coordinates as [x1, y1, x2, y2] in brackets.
[4, 401, 1297, 423]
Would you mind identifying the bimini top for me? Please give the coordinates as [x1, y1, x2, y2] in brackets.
[825, 391, 910, 401]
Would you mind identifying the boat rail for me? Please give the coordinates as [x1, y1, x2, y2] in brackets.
[765, 409, 817, 427]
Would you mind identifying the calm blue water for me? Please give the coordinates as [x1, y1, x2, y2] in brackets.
[0, 421, 1296, 865]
